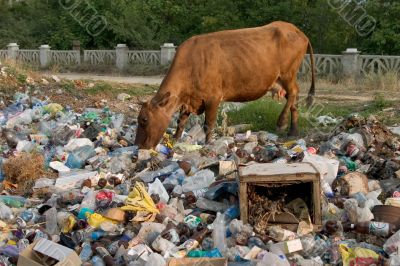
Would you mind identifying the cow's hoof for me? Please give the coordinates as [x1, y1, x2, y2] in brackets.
[288, 129, 299, 137]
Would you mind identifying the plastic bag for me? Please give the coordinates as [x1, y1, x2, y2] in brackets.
[257, 251, 290, 266]
[338, 244, 379, 266]
[384, 230, 400, 255]
[148, 178, 169, 203]
[121, 182, 159, 214]
[80, 188, 97, 211]
[0, 202, 13, 220]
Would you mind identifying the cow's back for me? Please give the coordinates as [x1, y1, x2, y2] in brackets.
[168, 22, 309, 104]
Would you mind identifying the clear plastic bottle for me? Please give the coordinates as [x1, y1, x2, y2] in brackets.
[66, 145, 96, 169]
[80, 242, 93, 262]
[213, 213, 227, 254]
[45, 207, 59, 235]
[163, 168, 186, 186]
[182, 169, 215, 192]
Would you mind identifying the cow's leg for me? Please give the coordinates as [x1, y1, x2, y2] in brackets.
[277, 79, 299, 135]
[277, 94, 291, 132]
[288, 84, 300, 136]
[174, 111, 190, 139]
[204, 100, 220, 143]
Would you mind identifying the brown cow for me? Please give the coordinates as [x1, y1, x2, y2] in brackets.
[135, 21, 315, 149]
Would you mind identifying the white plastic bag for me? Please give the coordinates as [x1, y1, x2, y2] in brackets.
[148, 178, 169, 203]
[0, 202, 13, 220]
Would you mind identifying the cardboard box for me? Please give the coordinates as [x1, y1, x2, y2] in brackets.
[239, 163, 322, 230]
[18, 238, 81, 266]
[167, 258, 228, 266]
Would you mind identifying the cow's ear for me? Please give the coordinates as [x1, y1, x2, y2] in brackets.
[151, 92, 171, 107]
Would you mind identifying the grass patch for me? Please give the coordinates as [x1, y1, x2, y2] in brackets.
[226, 98, 316, 135]
[227, 96, 399, 136]
[84, 82, 157, 97]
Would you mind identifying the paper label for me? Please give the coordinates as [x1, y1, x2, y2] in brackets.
[369, 222, 389, 237]
[285, 239, 303, 253]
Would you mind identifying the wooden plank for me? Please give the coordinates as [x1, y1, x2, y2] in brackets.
[239, 162, 318, 177]
[239, 182, 248, 224]
[240, 173, 317, 183]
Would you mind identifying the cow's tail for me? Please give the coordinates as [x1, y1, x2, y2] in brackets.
[306, 41, 316, 108]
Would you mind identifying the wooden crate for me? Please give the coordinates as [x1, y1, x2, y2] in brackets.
[239, 162, 322, 230]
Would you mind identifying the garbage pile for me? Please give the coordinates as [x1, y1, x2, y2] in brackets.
[1, 87, 400, 265]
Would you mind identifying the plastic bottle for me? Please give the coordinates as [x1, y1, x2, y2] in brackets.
[0, 158, 4, 182]
[173, 228, 210, 258]
[91, 255, 106, 266]
[213, 213, 227, 254]
[139, 163, 180, 183]
[163, 168, 186, 186]
[80, 242, 93, 262]
[92, 242, 114, 266]
[223, 206, 240, 223]
[196, 198, 229, 213]
[109, 146, 138, 157]
[45, 207, 59, 235]
[66, 145, 96, 169]
[188, 248, 223, 258]
[182, 169, 215, 192]
[321, 177, 334, 198]
[0, 195, 26, 208]
[344, 221, 398, 237]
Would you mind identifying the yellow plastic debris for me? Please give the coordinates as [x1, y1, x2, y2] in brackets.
[43, 103, 63, 116]
[121, 182, 159, 214]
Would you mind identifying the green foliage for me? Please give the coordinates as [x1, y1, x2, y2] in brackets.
[0, 0, 398, 54]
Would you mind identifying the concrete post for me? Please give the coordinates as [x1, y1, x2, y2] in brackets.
[341, 48, 361, 79]
[7, 43, 19, 61]
[116, 44, 128, 70]
[39, 45, 51, 68]
[160, 43, 176, 65]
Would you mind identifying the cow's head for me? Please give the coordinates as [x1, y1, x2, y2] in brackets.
[134, 92, 175, 149]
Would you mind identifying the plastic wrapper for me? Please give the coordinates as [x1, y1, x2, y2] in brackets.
[338, 244, 379, 266]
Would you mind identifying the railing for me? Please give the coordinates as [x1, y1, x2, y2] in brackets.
[360, 55, 400, 75]
[83, 50, 116, 65]
[3, 43, 400, 78]
[300, 54, 342, 77]
[127, 50, 161, 65]
[17, 50, 40, 65]
[0, 50, 7, 61]
[50, 50, 81, 65]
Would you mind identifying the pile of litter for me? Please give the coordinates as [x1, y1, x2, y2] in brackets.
[1, 67, 400, 266]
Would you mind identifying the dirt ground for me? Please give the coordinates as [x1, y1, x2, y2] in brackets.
[47, 72, 400, 103]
